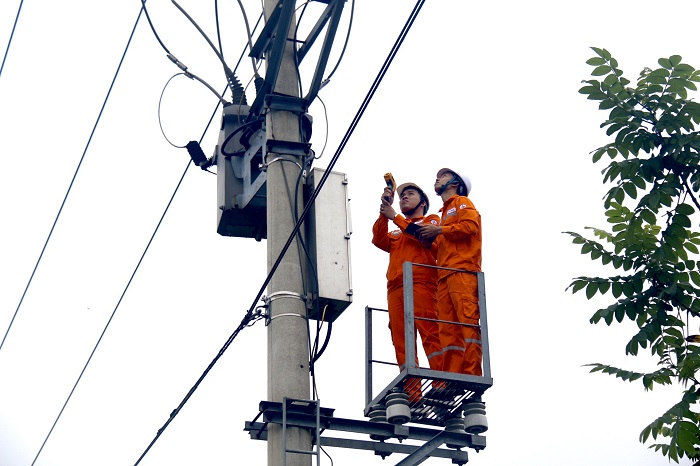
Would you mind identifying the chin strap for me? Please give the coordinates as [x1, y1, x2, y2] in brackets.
[436, 175, 459, 195]
[403, 204, 422, 217]
[402, 197, 427, 217]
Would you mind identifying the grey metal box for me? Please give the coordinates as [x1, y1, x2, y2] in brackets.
[305, 168, 352, 322]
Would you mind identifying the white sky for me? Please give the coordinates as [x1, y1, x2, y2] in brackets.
[1, 1, 700, 465]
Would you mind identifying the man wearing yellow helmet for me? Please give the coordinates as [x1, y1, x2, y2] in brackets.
[372, 181, 444, 401]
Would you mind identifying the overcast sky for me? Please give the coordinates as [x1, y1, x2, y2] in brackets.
[2, 1, 700, 465]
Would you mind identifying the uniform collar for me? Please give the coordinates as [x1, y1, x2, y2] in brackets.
[439, 194, 459, 212]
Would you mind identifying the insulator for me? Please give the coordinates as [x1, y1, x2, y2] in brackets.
[186, 141, 207, 166]
[444, 415, 466, 449]
[368, 405, 390, 441]
[228, 72, 248, 106]
[254, 76, 265, 93]
[385, 390, 410, 425]
[462, 399, 488, 434]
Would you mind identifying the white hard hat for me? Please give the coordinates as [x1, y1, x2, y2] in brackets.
[436, 168, 471, 195]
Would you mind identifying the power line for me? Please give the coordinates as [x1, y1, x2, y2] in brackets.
[25, 7, 148, 464]
[0, 0, 23, 79]
[30, 156, 195, 466]
[31, 1, 269, 460]
[133, 0, 428, 460]
[0, 6, 146, 355]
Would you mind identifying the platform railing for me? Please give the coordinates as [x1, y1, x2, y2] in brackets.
[365, 262, 493, 427]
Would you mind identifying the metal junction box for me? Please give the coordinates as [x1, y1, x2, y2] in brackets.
[305, 168, 352, 322]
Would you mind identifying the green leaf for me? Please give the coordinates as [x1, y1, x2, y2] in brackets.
[579, 85, 600, 95]
[615, 304, 625, 322]
[586, 57, 607, 66]
[571, 280, 587, 293]
[676, 203, 695, 216]
[612, 282, 623, 298]
[623, 182, 638, 199]
[646, 75, 668, 85]
[586, 282, 599, 299]
[592, 65, 612, 76]
[674, 214, 691, 228]
[669, 55, 682, 67]
[659, 58, 673, 69]
[640, 209, 656, 225]
[591, 47, 611, 59]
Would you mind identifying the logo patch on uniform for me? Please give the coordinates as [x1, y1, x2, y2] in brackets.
[447, 207, 457, 215]
[430, 219, 438, 225]
[460, 204, 467, 209]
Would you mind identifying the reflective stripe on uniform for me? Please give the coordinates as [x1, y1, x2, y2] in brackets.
[464, 338, 481, 345]
[443, 345, 465, 353]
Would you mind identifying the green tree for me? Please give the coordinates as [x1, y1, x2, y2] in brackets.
[568, 47, 700, 462]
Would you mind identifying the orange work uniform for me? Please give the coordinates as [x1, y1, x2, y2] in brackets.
[433, 195, 482, 376]
[372, 213, 444, 399]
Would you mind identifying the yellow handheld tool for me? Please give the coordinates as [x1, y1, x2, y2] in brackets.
[383, 172, 396, 202]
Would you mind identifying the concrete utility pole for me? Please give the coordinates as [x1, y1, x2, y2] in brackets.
[264, 1, 312, 465]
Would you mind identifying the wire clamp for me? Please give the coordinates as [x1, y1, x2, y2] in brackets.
[264, 292, 309, 325]
[261, 155, 303, 172]
[265, 291, 306, 304]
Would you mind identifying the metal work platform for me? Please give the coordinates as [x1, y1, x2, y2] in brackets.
[365, 263, 493, 427]
[243, 263, 492, 464]
[244, 400, 485, 465]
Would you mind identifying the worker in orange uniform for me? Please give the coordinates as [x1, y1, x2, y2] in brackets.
[417, 168, 482, 376]
[372, 182, 444, 401]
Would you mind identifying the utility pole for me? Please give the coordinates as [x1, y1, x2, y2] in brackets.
[264, 1, 311, 465]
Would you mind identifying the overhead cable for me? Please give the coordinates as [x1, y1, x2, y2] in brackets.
[170, 0, 246, 104]
[0, 0, 23, 79]
[321, 0, 355, 87]
[0, 6, 145, 356]
[133, 0, 429, 461]
[25, 6, 147, 464]
[31, 79, 229, 466]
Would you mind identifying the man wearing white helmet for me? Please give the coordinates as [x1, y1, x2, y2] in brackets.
[417, 168, 483, 376]
[372, 181, 444, 402]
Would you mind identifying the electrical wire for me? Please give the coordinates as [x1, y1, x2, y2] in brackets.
[16, 1, 267, 462]
[32, 80, 227, 466]
[289, 155, 324, 399]
[157, 72, 223, 148]
[321, 0, 355, 87]
[236, 0, 262, 79]
[293, 1, 310, 96]
[321, 445, 334, 466]
[214, 0, 261, 80]
[21, 5, 151, 463]
[0, 0, 23, 79]
[141, 0, 230, 104]
[0, 6, 146, 355]
[313, 95, 329, 160]
[170, 0, 246, 104]
[141, 0, 171, 55]
[133, 0, 429, 459]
